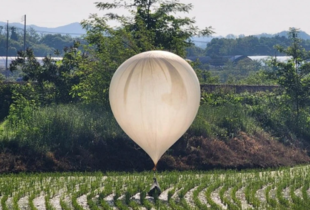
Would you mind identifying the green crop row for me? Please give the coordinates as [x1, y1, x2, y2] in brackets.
[0, 166, 309, 209]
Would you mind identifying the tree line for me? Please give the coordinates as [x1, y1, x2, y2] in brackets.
[203, 35, 310, 56]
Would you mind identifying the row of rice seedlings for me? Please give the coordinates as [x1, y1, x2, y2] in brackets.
[2, 166, 310, 209]
[192, 174, 212, 210]
[139, 190, 153, 210]
[1, 194, 9, 210]
[219, 175, 239, 210]
[44, 192, 56, 210]
[205, 177, 222, 209]
[299, 175, 310, 209]
[12, 192, 24, 210]
[71, 183, 91, 210]
[276, 174, 291, 209]
[60, 198, 71, 210]
[86, 179, 106, 210]
[244, 176, 264, 208]
[230, 181, 243, 209]
[178, 179, 199, 210]
[290, 176, 307, 210]
[98, 177, 113, 209]
[265, 184, 278, 209]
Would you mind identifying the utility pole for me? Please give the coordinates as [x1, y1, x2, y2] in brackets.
[24, 14, 26, 51]
[5, 20, 9, 71]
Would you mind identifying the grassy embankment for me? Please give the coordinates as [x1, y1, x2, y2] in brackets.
[0, 90, 309, 172]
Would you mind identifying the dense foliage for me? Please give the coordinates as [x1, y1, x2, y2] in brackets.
[205, 35, 310, 56]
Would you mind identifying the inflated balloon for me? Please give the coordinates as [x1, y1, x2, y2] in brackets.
[109, 50, 200, 167]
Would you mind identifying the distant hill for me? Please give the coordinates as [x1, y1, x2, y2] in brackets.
[191, 30, 310, 48]
[0, 22, 86, 36]
[1, 21, 309, 44]
[255, 30, 310, 40]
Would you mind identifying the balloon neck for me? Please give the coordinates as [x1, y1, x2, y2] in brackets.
[152, 164, 157, 178]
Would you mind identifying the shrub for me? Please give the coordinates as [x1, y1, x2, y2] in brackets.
[3, 103, 124, 153]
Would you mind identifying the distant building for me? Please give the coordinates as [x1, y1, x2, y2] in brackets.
[187, 55, 293, 67]
[187, 55, 250, 67]
[248, 56, 291, 63]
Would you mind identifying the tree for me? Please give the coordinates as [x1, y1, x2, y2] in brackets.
[74, 0, 214, 106]
[0, 73, 5, 81]
[40, 34, 76, 54]
[10, 26, 19, 41]
[271, 28, 310, 133]
[88, 0, 213, 57]
[10, 41, 86, 104]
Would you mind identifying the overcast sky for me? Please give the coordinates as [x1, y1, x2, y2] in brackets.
[1, 0, 309, 36]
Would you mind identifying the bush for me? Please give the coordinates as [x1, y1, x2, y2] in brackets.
[3, 103, 124, 153]
[189, 92, 259, 140]
[0, 84, 14, 121]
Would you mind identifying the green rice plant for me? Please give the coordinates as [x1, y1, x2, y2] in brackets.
[167, 188, 175, 202]
[276, 181, 290, 208]
[179, 198, 192, 210]
[71, 184, 89, 210]
[219, 178, 239, 210]
[192, 182, 209, 210]
[45, 194, 56, 210]
[60, 198, 71, 210]
[302, 180, 310, 207]
[87, 192, 101, 210]
[265, 185, 277, 209]
[28, 193, 38, 210]
[139, 190, 146, 206]
[289, 179, 305, 210]
[98, 180, 113, 209]
[168, 199, 183, 210]
[115, 200, 129, 210]
[113, 188, 122, 202]
[0, 166, 310, 210]
[205, 179, 222, 210]
[128, 200, 139, 210]
[12, 192, 22, 210]
[244, 179, 264, 208]
[1, 194, 9, 210]
[139, 190, 153, 210]
[230, 182, 242, 209]
[100, 199, 112, 210]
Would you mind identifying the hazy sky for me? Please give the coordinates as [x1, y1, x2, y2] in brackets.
[1, 0, 310, 36]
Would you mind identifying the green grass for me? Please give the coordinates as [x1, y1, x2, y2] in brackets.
[1, 104, 124, 153]
[0, 120, 7, 135]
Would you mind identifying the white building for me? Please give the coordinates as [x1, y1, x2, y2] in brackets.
[0, 56, 62, 70]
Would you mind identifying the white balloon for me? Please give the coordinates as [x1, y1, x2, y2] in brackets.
[109, 50, 200, 166]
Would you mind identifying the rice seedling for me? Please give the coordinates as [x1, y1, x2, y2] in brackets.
[0, 166, 309, 209]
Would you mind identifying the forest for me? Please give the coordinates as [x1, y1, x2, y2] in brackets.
[0, 0, 310, 173]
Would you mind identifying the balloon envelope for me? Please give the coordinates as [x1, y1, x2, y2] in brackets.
[109, 51, 200, 165]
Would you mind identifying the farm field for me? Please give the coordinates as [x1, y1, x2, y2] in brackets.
[1, 165, 310, 210]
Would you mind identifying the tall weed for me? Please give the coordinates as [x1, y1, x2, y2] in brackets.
[3, 103, 124, 153]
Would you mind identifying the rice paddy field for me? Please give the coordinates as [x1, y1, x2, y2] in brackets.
[1, 165, 310, 210]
